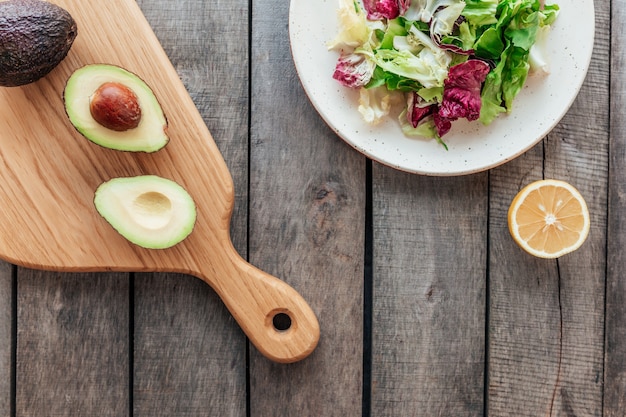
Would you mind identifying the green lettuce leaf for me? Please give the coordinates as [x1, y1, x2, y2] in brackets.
[474, 0, 559, 124]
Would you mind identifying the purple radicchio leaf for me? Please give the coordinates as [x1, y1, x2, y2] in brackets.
[434, 59, 490, 136]
[363, 0, 411, 20]
[433, 112, 452, 137]
[332, 53, 376, 88]
[430, 12, 473, 55]
[431, 32, 474, 55]
[407, 92, 436, 128]
[399, 0, 411, 15]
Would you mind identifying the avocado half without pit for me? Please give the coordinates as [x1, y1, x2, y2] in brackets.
[64, 64, 169, 152]
[94, 175, 196, 249]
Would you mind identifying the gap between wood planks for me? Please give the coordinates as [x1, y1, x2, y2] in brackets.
[362, 159, 374, 417]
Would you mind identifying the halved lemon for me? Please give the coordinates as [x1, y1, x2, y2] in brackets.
[508, 179, 590, 259]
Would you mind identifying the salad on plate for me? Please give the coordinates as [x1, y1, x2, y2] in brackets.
[328, 0, 560, 148]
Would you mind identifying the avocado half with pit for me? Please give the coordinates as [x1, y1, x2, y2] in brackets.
[64, 64, 169, 152]
[94, 175, 196, 249]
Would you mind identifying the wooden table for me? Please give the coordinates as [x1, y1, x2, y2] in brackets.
[0, 0, 622, 415]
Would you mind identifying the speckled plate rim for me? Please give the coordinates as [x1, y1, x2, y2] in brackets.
[288, 0, 595, 176]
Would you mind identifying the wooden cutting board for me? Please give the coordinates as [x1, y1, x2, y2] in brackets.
[0, 0, 319, 363]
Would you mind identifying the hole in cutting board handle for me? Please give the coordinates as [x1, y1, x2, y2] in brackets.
[272, 312, 292, 331]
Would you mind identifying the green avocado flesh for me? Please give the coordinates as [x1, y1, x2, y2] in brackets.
[64, 64, 169, 152]
[94, 175, 196, 249]
[0, 0, 77, 87]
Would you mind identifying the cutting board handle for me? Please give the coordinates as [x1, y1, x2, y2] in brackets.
[196, 247, 320, 363]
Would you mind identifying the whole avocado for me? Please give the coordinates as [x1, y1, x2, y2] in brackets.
[0, 0, 77, 87]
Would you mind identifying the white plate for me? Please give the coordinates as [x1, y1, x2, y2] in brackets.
[288, 0, 595, 176]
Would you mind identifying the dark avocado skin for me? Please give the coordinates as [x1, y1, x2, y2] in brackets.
[0, 0, 77, 87]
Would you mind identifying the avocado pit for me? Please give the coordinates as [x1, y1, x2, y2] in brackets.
[90, 82, 142, 131]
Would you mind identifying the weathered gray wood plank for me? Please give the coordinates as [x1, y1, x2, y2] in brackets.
[604, 0, 626, 412]
[0, 261, 12, 416]
[133, 274, 245, 416]
[249, 0, 366, 414]
[488, 146, 572, 415]
[371, 170, 488, 416]
[487, 0, 610, 413]
[133, 0, 248, 415]
[16, 270, 129, 416]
